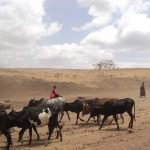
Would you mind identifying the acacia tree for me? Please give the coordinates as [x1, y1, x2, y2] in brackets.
[94, 59, 116, 70]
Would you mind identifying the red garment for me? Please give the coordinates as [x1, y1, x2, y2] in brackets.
[49, 89, 59, 99]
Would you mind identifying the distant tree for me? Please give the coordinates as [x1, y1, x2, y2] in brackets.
[94, 59, 116, 70]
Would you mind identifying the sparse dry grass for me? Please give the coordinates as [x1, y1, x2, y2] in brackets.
[0, 68, 150, 150]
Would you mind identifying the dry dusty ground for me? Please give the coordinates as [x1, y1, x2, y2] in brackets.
[0, 68, 150, 150]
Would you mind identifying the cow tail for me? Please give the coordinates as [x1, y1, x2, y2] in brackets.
[133, 101, 136, 121]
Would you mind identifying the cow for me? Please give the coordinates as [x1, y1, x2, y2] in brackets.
[0, 109, 12, 150]
[8, 106, 62, 145]
[62, 97, 119, 125]
[82, 98, 124, 124]
[63, 99, 85, 124]
[87, 98, 135, 130]
[28, 97, 70, 121]
[8, 108, 40, 143]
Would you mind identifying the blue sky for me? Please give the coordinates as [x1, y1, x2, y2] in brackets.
[41, 0, 91, 44]
[0, 0, 150, 68]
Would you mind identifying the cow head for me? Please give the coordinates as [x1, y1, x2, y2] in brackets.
[28, 97, 36, 107]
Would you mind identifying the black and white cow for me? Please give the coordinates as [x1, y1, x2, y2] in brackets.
[8, 106, 62, 145]
[0, 109, 12, 150]
[87, 98, 135, 130]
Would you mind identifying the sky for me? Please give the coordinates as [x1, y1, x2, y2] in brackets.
[0, 0, 150, 68]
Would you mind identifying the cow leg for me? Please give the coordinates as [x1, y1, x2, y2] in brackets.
[66, 111, 71, 121]
[99, 115, 109, 130]
[76, 112, 84, 124]
[86, 116, 91, 124]
[18, 126, 39, 142]
[32, 125, 40, 140]
[113, 115, 120, 130]
[59, 111, 64, 122]
[120, 114, 124, 124]
[28, 127, 32, 145]
[55, 128, 60, 139]
[109, 114, 124, 125]
[110, 119, 114, 125]
[78, 112, 84, 122]
[108, 117, 114, 125]
[76, 113, 79, 124]
[127, 114, 132, 129]
[47, 124, 55, 140]
[18, 128, 26, 142]
[55, 125, 61, 140]
[59, 129, 63, 142]
[97, 114, 100, 125]
[55, 123, 63, 141]
[128, 118, 132, 128]
[1, 129, 12, 150]
[92, 117, 96, 123]
[59, 110, 70, 122]
[127, 111, 134, 128]
[47, 113, 59, 141]
[116, 114, 119, 120]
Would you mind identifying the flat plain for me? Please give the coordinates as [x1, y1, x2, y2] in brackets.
[0, 68, 150, 150]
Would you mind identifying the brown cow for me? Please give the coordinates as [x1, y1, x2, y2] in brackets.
[82, 98, 124, 125]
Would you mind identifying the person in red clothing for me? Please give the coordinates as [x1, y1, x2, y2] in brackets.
[49, 85, 60, 99]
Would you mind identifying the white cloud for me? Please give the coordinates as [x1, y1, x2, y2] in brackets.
[73, 0, 130, 31]
[116, 61, 150, 68]
[0, 0, 62, 67]
[78, 0, 150, 53]
[72, 16, 111, 31]
[35, 43, 114, 68]
[114, 5, 150, 52]
[72, 0, 150, 68]
[0, 0, 62, 44]
[81, 26, 118, 45]
[44, 22, 62, 37]
[0, 0, 150, 68]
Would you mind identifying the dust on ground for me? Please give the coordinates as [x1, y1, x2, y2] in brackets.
[0, 68, 150, 150]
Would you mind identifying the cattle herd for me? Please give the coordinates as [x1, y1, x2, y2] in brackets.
[0, 96, 136, 150]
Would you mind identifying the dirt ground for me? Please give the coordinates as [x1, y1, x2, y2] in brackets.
[0, 68, 150, 150]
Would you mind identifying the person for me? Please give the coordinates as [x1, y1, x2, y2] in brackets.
[140, 82, 146, 98]
[49, 85, 60, 99]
